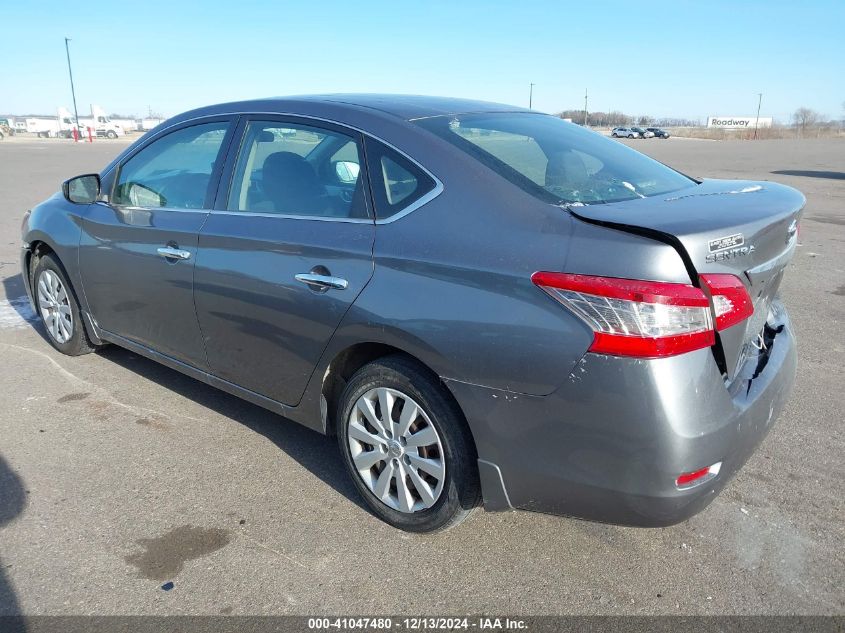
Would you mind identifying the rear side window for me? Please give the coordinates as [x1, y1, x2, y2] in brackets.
[364, 139, 436, 220]
[226, 121, 368, 219]
[112, 122, 229, 209]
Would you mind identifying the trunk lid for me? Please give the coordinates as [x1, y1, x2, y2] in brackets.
[570, 179, 805, 380]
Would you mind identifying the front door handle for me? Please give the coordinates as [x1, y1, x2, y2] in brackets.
[157, 246, 192, 261]
[295, 273, 348, 290]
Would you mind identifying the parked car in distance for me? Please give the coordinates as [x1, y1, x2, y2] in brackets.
[647, 127, 671, 138]
[611, 126, 639, 138]
[631, 126, 654, 138]
[21, 95, 803, 532]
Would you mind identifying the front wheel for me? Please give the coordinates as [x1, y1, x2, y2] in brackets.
[337, 356, 480, 532]
[32, 253, 98, 356]
[106, 130, 117, 139]
[611, 132, 618, 137]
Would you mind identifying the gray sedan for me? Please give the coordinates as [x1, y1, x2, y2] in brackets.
[21, 95, 803, 532]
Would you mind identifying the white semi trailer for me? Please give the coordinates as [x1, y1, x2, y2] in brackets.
[79, 105, 125, 138]
[26, 108, 80, 138]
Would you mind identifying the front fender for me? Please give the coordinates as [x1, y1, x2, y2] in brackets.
[22, 193, 89, 313]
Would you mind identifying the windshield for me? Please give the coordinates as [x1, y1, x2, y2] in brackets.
[415, 113, 695, 205]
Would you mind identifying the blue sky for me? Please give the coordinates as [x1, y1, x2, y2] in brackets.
[2, 0, 842, 122]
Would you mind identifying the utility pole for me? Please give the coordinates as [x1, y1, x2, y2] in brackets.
[583, 89, 588, 126]
[64, 38, 80, 132]
[753, 92, 763, 140]
[529, 83, 535, 109]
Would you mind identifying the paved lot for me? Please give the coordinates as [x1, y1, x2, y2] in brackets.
[0, 135, 842, 616]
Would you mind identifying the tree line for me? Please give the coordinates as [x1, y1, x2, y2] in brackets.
[555, 106, 842, 130]
[555, 109, 699, 127]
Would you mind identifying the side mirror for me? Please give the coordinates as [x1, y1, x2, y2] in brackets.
[334, 161, 360, 184]
[62, 174, 100, 204]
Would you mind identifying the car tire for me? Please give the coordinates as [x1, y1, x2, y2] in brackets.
[106, 130, 117, 139]
[336, 355, 480, 533]
[628, 134, 635, 138]
[32, 253, 98, 356]
[611, 132, 617, 137]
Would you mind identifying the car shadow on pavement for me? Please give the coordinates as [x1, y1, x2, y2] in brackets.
[95, 345, 367, 512]
[3, 272, 366, 512]
[0, 455, 26, 617]
[771, 169, 845, 180]
[1, 274, 27, 304]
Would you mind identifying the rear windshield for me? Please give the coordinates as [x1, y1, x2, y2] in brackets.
[415, 113, 695, 205]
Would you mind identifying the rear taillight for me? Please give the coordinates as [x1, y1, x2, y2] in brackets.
[531, 272, 714, 358]
[531, 272, 755, 358]
[699, 274, 754, 331]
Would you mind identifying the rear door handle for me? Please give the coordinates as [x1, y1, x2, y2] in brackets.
[294, 273, 348, 290]
[157, 246, 192, 260]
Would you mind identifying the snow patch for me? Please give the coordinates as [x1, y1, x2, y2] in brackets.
[0, 297, 38, 329]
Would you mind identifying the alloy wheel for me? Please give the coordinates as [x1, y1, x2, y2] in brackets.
[37, 270, 73, 344]
[347, 387, 446, 513]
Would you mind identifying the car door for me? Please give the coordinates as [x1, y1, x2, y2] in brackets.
[79, 118, 236, 369]
[193, 116, 375, 406]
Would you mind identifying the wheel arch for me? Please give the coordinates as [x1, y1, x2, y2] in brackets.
[320, 342, 478, 458]
[25, 238, 103, 346]
[24, 239, 58, 295]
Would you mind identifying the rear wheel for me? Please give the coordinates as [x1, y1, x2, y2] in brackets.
[33, 254, 97, 356]
[628, 134, 635, 138]
[337, 356, 480, 532]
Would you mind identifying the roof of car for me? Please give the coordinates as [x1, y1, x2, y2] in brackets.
[178, 94, 528, 124]
[270, 94, 527, 120]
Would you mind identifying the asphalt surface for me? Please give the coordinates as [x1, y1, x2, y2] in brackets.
[0, 134, 842, 616]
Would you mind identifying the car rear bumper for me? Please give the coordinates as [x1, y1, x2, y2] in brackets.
[447, 307, 796, 527]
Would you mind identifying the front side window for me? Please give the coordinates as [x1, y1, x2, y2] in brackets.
[416, 113, 694, 206]
[113, 122, 229, 209]
[227, 121, 368, 219]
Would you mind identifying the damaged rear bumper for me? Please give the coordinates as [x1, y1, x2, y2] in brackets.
[447, 307, 797, 527]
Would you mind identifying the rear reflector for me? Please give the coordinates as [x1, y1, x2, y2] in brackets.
[531, 272, 714, 358]
[699, 274, 754, 331]
[676, 462, 722, 489]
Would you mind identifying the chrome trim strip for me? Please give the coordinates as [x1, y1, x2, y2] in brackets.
[374, 180, 444, 225]
[146, 110, 445, 224]
[102, 202, 209, 214]
[207, 209, 373, 224]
